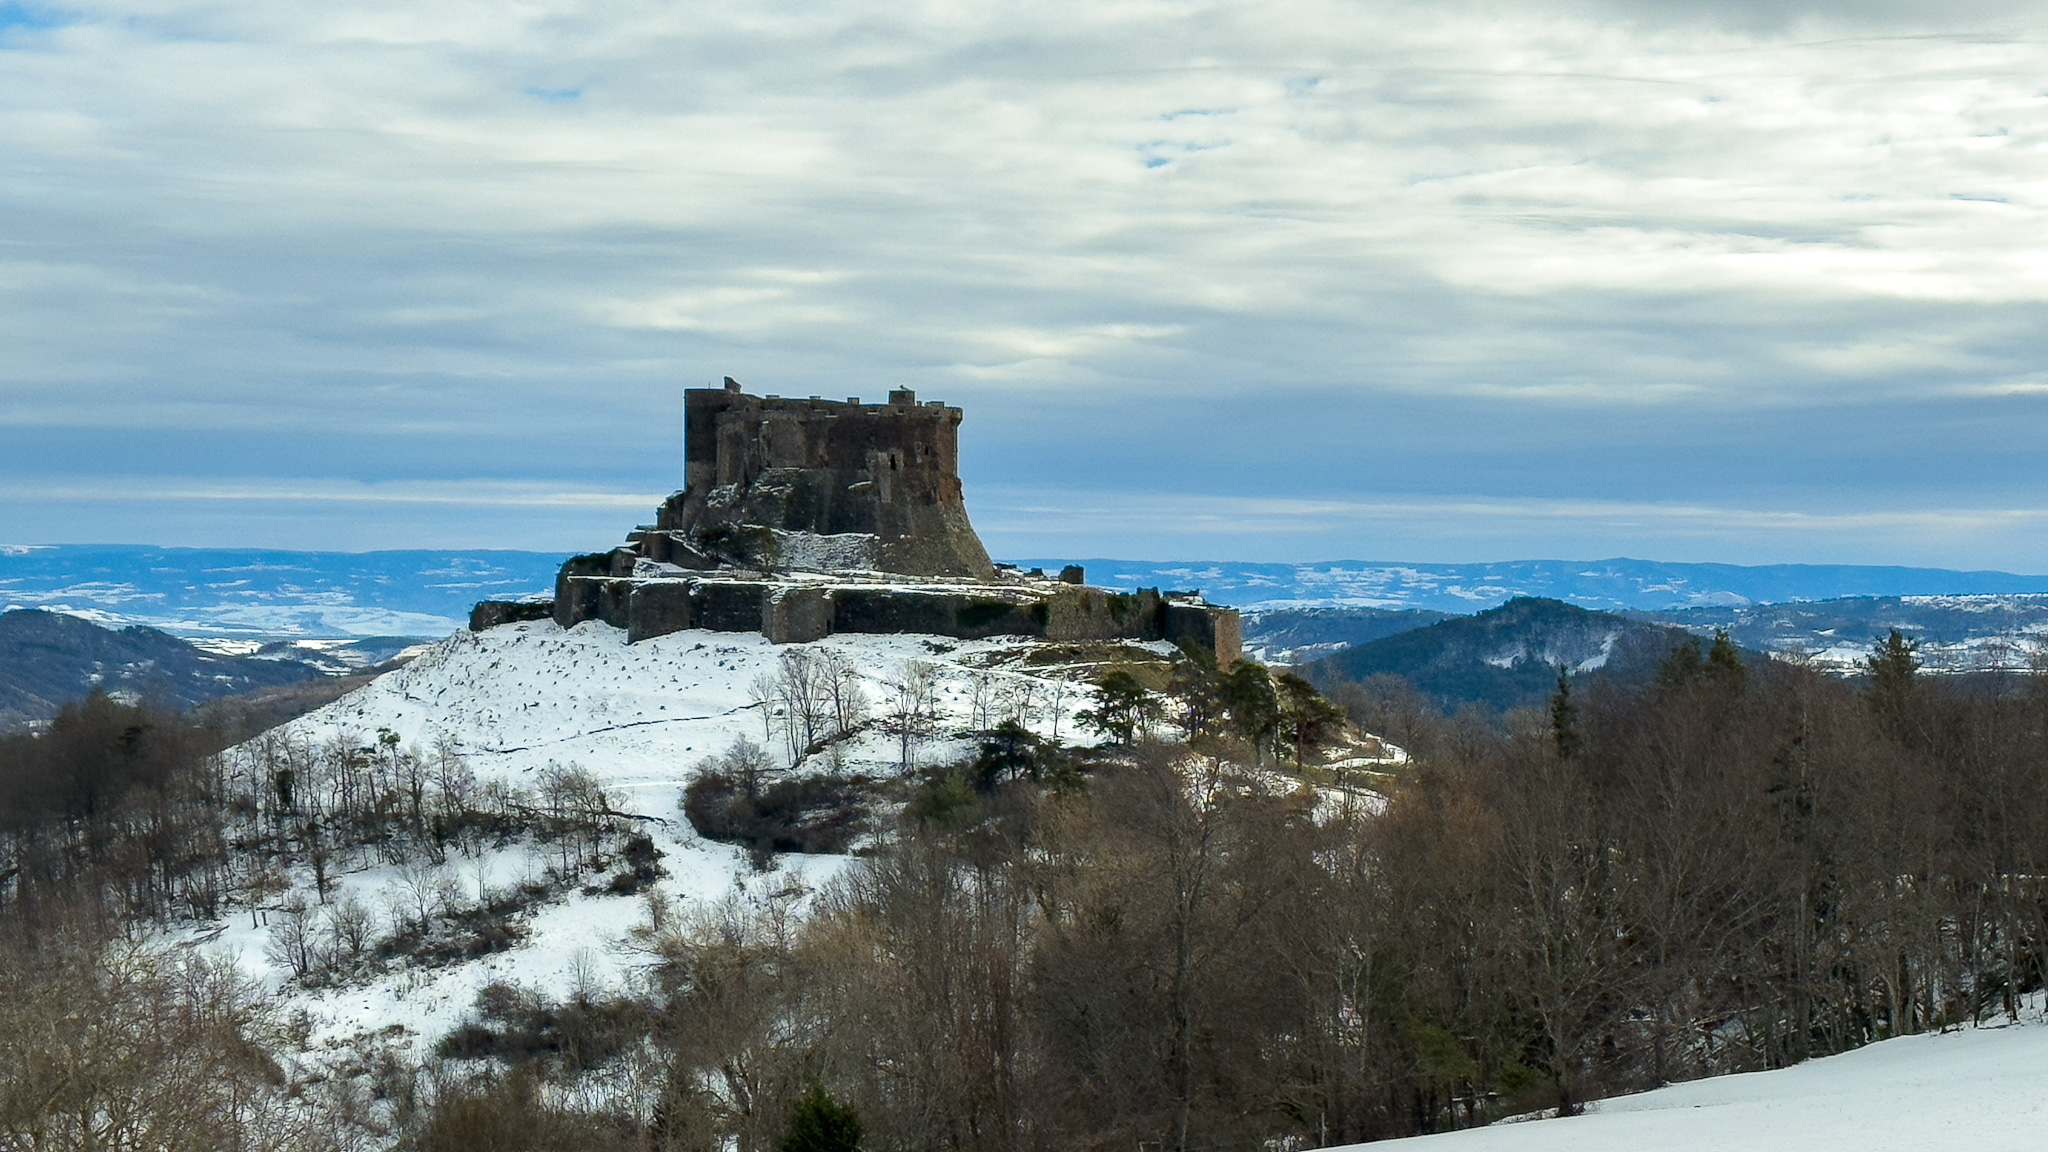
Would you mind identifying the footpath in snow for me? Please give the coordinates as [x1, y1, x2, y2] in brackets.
[1347, 1015, 2048, 1152]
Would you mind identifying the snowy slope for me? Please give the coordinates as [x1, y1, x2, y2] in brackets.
[203, 619, 1120, 1059]
[1344, 1013, 2048, 1152]
[251, 618, 1103, 791]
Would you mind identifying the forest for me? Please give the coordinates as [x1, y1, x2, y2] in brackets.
[3, 631, 2048, 1151]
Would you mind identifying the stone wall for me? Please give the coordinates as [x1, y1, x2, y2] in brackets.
[647, 380, 994, 578]
[493, 573, 1244, 665]
[479, 378, 1243, 664]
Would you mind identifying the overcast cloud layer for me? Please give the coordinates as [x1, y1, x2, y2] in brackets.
[4, 0, 2047, 567]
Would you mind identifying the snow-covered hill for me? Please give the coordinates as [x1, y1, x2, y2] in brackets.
[1344, 1010, 2048, 1152]
[203, 619, 1125, 1060]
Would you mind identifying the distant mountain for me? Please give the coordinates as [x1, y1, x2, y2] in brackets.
[1016, 556, 2048, 613]
[1304, 597, 1697, 712]
[1636, 594, 2048, 675]
[12, 544, 2048, 651]
[1241, 606, 1453, 666]
[0, 545, 564, 638]
[0, 609, 325, 730]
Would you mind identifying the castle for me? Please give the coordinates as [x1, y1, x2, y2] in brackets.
[471, 379, 1240, 662]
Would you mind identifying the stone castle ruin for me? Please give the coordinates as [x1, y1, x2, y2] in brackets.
[472, 378, 1240, 662]
[650, 381, 994, 579]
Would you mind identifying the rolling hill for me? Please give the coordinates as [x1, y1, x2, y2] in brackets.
[0, 608, 325, 729]
[1305, 597, 1699, 711]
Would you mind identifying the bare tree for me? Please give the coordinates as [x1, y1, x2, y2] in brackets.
[968, 666, 1000, 732]
[1002, 676, 1038, 730]
[748, 673, 781, 753]
[393, 857, 451, 936]
[267, 894, 321, 979]
[1046, 671, 1074, 742]
[774, 648, 833, 765]
[884, 660, 943, 773]
[326, 892, 376, 961]
[821, 648, 871, 738]
[0, 919, 345, 1151]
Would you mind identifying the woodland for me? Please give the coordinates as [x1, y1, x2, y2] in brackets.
[2, 632, 2047, 1151]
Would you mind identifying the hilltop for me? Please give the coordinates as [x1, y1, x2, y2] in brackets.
[1304, 597, 1698, 711]
[0, 608, 325, 729]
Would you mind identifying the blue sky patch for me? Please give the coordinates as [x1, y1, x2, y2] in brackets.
[0, 2, 64, 30]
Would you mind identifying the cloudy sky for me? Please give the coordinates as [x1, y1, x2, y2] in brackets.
[4, 0, 2047, 568]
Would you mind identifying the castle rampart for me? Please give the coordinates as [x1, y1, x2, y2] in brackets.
[473, 379, 1241, 664]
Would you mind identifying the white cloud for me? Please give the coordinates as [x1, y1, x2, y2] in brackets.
[2, 0, 2046, 561]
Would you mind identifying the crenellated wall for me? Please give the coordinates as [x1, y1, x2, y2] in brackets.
[473, 377, 1240, 663]
[638, 380, 993, 578]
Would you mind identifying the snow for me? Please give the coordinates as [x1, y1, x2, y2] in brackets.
[770, 529, 880, 572]
[268, 619, 1096, 784]
[200, 619, 1107, 1061]
[1343, 1012, 2048, 1152]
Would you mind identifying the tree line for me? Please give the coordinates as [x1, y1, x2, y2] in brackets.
[408, 636, 2048, 1150]
[6, 635, 2048, 1151]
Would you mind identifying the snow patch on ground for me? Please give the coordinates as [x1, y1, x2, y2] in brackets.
[1344, 1011, 2048, 1151]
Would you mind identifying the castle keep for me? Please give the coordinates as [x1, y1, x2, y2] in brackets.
[645, 381, 993, 579]
[471, 379, 1240, 662]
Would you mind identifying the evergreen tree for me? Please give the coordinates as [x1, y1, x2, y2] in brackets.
[1274, 672, 1345, 768]
[1656, 636, 1705, 693]
[1167, 639, 1225, 737]
[1219, 661, 1283, 764]
[1865, 628, 1921, 740]
[1867, 627, 1919, 690]
[1706, 629, 1747, 694]
[1081, 669, 1152, 746]
[780, 1084, 863, 1152]
[1549, 666, 1581, 759]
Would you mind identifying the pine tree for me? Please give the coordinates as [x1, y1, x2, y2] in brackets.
[1656, 636, 1704, 692]
[1274, 672, 1344, 768]
[1865, 628, 1921, 740]
[1549, 666, 1581, 759]
[780, 1084, 863, 1152]
[1081, 669, 1152, 746]
[1220, 661, 1282, 763]
[1706, 629, 1747, 694]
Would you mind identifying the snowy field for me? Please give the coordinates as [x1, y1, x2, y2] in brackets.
[1347, 1011, 2048, 1152]
[199, 618, 1122, 1059]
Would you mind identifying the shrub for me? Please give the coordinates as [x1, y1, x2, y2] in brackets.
[683, 772, 869, 859]
[779, 1084, 863, 1152]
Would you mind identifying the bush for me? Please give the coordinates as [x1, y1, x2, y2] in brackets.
[779, 1084, 863, 1152]
[683, 772, 869, 859]
[600, 834, 664, 895]
[434, 981, 642, 1074]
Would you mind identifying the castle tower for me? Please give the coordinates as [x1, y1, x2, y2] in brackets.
[638, 379, 996, 579]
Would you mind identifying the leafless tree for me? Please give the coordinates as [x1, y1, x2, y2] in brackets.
[883, 660, 943, 773]
[820, 648, 871, 738]
[774, 648, 833, 764]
